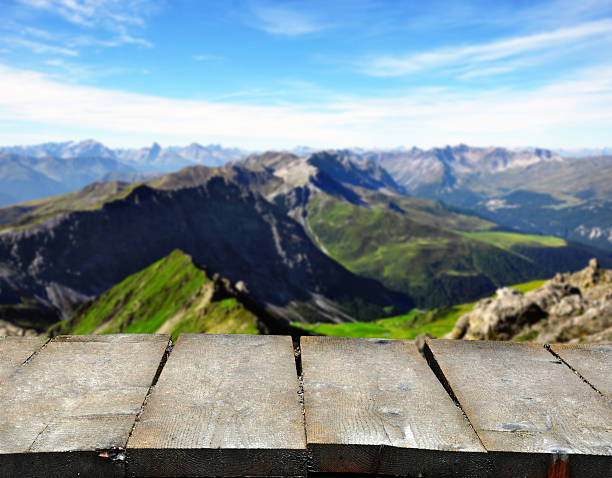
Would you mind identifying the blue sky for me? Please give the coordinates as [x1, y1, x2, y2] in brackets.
[1, 0, 612, 149]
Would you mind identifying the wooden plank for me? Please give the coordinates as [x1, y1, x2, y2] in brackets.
[425, 339, 612, 478]
[300, 336, 487, 476]
[0, 334, 169, 478]
[550, 343, 612, 399]
[126, 334, 307, 477]
[0, 336, 47, 381]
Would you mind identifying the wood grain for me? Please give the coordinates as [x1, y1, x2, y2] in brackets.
[301, 336, 486, 477]
[425, 339, 612, 478]
[0, 336, 47, 381]
[0, 334, 169, 478]
[550, 343, 612, 399]
[126, 334, 307, 477]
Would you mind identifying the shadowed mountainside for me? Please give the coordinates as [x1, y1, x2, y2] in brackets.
[0, 176, 413, 328]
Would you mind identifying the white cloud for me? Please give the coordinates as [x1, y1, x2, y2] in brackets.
[21, 26, 56, 40]
[3, 37, 78, 56]
[114, 25, 152, 48]
[249, 4, 326, 36]
[361, 18, 612, 77]
[1, 63, 611, 149]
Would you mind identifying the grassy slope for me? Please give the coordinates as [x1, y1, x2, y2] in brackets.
[307, 194, 550, 308]
[461, 231, 566, 248]
[52, 249, 259, 338]
[295, 279, 546, 339]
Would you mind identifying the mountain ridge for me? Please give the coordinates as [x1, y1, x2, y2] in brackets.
[50, 249, 299, 338]
[0, 175, 414, 327]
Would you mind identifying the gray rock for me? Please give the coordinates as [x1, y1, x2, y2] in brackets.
[447, 259, 612, 344]
[445, 287, 545, 341]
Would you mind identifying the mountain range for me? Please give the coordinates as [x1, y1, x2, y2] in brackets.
[3, 140, 611, 252]
[1, 140, 611, 253]
[0, 167, 413, 331]
[1, 146, 610, 335]
[358, 145, 612, 251]
[0, 140, 246, 205]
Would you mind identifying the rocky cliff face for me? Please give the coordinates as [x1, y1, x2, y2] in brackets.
[446, 259, 612, 343]
[0, 176, 413, 326]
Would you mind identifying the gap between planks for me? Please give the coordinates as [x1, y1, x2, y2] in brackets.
[5, 336, 51, 381]
[126, 338, 174, 450]
[422, 339, 488, 453]
[544, 343, 608, 399]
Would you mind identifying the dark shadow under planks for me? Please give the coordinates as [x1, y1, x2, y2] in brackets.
[0, 336, 47, 381]
[0, 334, 170, 478]
[550, 343, 612, 399]
[425, 339, 612, 478]
[300, 336, 487, 477]
[126, 334, 307, 477]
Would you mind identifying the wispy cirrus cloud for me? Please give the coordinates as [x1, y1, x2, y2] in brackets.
[2, 37, 78, 56]
[14, 0, 157, 48]
[113, 25, 152, 48]
[16, 0, 158, 28]
[248, 3, 327, 36]
[360, 18, 612, 77]
[40, 58, 150, 82]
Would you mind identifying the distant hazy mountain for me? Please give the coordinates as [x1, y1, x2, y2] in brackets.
[1, 139, 116, 160]
[362, 144, 563, 193]
[0, 139, 248, 205]
[0, 139, 247, 169]
[116, 142, 246, 171]
[360, 145, 612, 251]
[0, 152, 135, 206]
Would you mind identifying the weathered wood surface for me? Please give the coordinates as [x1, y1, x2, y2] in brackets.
[1, 334, 611, 478]
[300, 336, 487, 477]
[0, 334, 169, 478]
[425, 339, 612, 478]
[126, 334, 307, 477]
[550, 343, 612, 399]
[0, 336, 47, 381]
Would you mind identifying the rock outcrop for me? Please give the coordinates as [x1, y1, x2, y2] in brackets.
[0, 319, 38, 336]
[446, 259, 612, 343]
